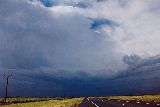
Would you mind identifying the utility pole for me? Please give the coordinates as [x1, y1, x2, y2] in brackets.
[4, 74, 12, 103]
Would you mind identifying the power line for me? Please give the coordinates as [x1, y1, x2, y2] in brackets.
[4, 73, 12, 103]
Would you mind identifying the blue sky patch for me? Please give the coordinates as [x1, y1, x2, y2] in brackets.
[75, 2, 89, 8]
[97, 0, 106, 2]
[40, 0, 54, 7]
[91, 18, 118, 29]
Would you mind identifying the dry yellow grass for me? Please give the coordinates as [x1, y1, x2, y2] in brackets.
[107, 95, 160, 102]
[0, 98, 83, 107]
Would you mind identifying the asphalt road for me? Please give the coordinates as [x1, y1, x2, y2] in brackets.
[79, 98, 160, 107]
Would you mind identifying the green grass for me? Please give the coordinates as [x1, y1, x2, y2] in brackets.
[106, 95, 160, 102]
[0, 98, 83, 107]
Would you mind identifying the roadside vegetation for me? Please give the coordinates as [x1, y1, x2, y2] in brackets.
[107, 95, 160, 102]
[0, 97, 51, 103]
[0, 98, 82, 107]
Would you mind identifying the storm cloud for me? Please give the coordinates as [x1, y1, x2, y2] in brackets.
[0, 0, 160, 97]
[0, 0, 125, 75]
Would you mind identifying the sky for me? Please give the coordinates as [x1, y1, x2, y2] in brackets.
[0, 0, 160, 97]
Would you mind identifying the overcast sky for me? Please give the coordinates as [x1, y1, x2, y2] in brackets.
[0, 0, 160, 97]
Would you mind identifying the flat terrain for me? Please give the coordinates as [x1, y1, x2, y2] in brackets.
[107, 95, 160, 103]
[0, 98, 82, 107]
[0, 98, 50, 104]
[79, 97, 160, 107]
[79, 95, 160, 107]
[0, 95, 160, 107]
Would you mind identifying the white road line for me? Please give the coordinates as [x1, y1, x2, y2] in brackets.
[146, 103, 150, 105]
[91, 101, 99, 107]
[87, 98, 90, 101]
[122, 104, 125, 106]
[137, 102, 140, 104]
[117, 100, 121, 101]
[126, 101, 129, 102]
[157, 104, 160, 106]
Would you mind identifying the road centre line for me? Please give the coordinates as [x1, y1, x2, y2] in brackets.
[91, 101, 99, 107]
[87, 98, 99, 107]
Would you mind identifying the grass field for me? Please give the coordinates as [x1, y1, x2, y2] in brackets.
[0, 98, 51, 103]
[0, 98, 83, 107]
[1, 94, 160, 106]
[106, 95, 160, 102]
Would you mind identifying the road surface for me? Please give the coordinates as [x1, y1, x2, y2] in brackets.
[79, 98, 160, 107]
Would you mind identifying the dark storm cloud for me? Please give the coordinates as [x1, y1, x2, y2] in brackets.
[0, 0, 124, 74]
[0, 0, 160, 97]
[1, 55, 160, 97]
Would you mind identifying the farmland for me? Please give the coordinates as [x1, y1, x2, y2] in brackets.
[106, 94, 160, 102]
[0, 95, 160, 107]
[0, 97, 51, 103]
[79, 95, 160, 107]
[0, 98, 82, 107]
